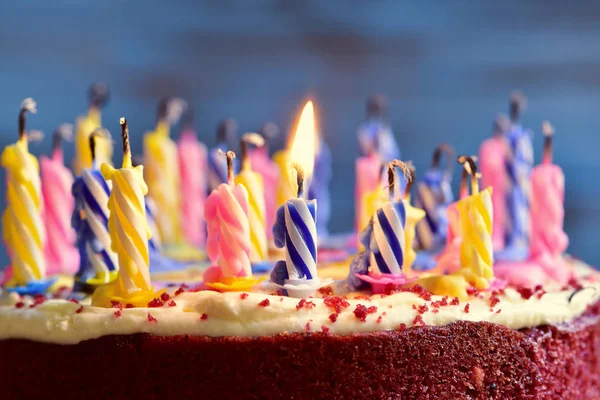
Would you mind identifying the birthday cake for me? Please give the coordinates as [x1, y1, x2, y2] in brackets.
[1, 91, 599, 400]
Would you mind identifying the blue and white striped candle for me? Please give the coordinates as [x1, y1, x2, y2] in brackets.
[368, 200, 407, 275]
[505, 92, 533, 251]
[283, 197, 318, 281]
[72, 134, 118, 287]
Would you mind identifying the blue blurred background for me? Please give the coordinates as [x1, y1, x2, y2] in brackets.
[0, 1, 598, 268]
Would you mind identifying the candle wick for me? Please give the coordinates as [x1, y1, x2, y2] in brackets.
[89, 83, 109, 111]
[120, 117, 132, 168]
[292, 162, 305, 198]
[432, 143, 455, 174]
[387, 160, 413, 200]
[18, 98, 37, 142]
[225, 150, 236, 185]
[458, 155, 479, 195]
[542, 121, 554, 164]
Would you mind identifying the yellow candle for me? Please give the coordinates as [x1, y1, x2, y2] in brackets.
[92, 117, 163, 307]
[1, 99, 46, 285]
[402, 197, 426, 275]
[274, 149, 295, 208]
[143, 100, 183, 245]
[73, 84, 112, 175]
[234, 133, 268, 262]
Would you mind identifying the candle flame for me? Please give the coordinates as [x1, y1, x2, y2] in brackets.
[288, 101, 316, 183]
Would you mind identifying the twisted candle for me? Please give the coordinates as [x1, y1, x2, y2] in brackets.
[41, 123, 78, 275]
[73, 83, 111, 175]
[1, 98, 46, 285]
[143, 98, 186, 245]
[235, 133, 268, 262]
[73, 128, 118, 287]
[357, 94, 400, 162]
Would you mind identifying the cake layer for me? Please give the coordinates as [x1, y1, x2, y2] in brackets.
[1, 306, 599, 400]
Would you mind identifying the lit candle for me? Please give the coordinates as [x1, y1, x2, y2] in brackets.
[208, 119, 238, 192]
[355, 160, 417, 293]
[203, 151, 263, 291]
[414, 144, 455, 251]
[270, 101, 332, 298]
[248, 123, 280, 242]
[72, 128, 118, 291]
[177, 110, 208, 248]
[356, 94, 400, 162]
[143, 97, 186, 245]
[92, 118, 163, 307]
[235, 133, 268, 262]
[529, 122, 570, 283]
[73, 83, 111, 175]
[504, 91, 533, 258]
[2, 99, 53, 294]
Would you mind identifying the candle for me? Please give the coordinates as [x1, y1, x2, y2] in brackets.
[208, 119, 238, 192]
[504, 91, 533, 258]
[73, 83, 111, 175]
[203, 151, 263, 292]
[235, 133, 268, 262]
[92, 118, 163, 307]
[355, 149, 382, 234]
[132, 155, 163, 253]
[414, 144, 455, 251]
[2, 99, 53, 294]
[72, 128, 118, 290]
[248, 123, 280, 241]
[356, 94, 400, 162]
[354, 160, 417, 293]
[270, 101, 332, 298]
[40, 123, 79, 276]
[177, 110, 208, 248]
[479, 115, 511, 251]
[529, 122, 570, 283]
[307, 133, 333, 236]
[143, 97, 186, 245]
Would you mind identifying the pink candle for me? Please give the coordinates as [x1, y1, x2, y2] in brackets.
[248, 146, 279, 240]
[529, 122, 570, 283]
[479, 129, 509, 251]
[204, 151, 251, 281]
[40, 124, 79, 275]
[177, 128, 208, 248]
[355, 152, 382, 233]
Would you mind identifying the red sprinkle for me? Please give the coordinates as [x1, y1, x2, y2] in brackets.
[296, 299, 316, 311]
[376, 315, 383, 324]
[147, 298, 164, 308]
[417, 304, 429, 315]
[111, 301, 123, 310]
[431, 296, 449, 308]
[174, 287, 186, 296]
[305, 321, 311, 331]
[489, 293, 501, 308]
[463, 303, 470, 314]
[167, 300, 177, 307]
[467, 287, 481, 297]
[318, 286, 333, 296]
[413, 314, 425, 326]
[15, 301, 24, 309]
[276, 290, 284, 296]
[29, 295, 46, 308]
[125, 303, 134, 309]
[258, 299, 270, 307]
[160, 292, 171, 302]
[432, 309, 439, 314]
[200, 313, 208, 320]
[450, 297, 460, 306]
[398, 323, 407, 331]
[353, 304, 377, 322]
[516, 287, 535, 300]
[329, 313, 338, 323]
[114, 310, 122, 318]
[147, 313, 158, 323]
[69, 298, 80, 304]
[496, 309, 502, 314]
[321, 325, 330, 333]
[536, 290, 547, 299]
[323, 296, 350, 314]
[403, 285, 432, 301]
[240, 293, 249, 300]
[76, 306, 84, 314]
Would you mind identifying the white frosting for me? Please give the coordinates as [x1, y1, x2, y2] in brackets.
[0, 260, 598, 345]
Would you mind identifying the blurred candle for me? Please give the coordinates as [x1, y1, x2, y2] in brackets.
[529, 122, 570, 283]
[356, 94, 400, 162]
[504, 91, 533, 256]
[93, 118, 161, 307]
[414, 144, 455, 250]
[72, 129, 118, 289]
[307, 131, 332, 236]
[73, 83, 111, 175]
[235, 133, 268, 262]
[132, 155, 162, 252]
[177, 109, 208, 248]
[208, 119, 238, 192]
[397, 165, 426, 277]
[479, 115, 511, 251]
[2, 99, 51, 293]
[143, 97, 186, 245]
[355, 145, 382, 234]
[41, 123, 79, 275]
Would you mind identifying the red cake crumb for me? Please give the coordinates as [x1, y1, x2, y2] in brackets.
[432, 309, 439, 314]
[537, 290, 547, 299]
[321, 325, 330, 333]
[328, 313, 338, 323]
[404, 285, 432, 301]
[69, 298, 79, 304]
[376, 315, 383, 324]
[318, 286, 333, 296]
[489, 293, 501, 308]
[258, 299, 270, 307]
[76, 306, 84, 314]
[464, 303, 470, 313]
[240, 293, 248, 300]
[125, 304, 134, 309]
[276, 290, 284, 296]
[147, 298, 164, 308]
[467, 287, 481, 297]
[516, 287, 535, 300]
[397, 322, 407, 330]
[496, 309, 502, 314]
[413, 314, 425, 326]
[323, 296, 350, 314]
[279, 298, 283, 302]
[111, 301, 123, 311]
[29, 295, 46, 308]
[353, 304, 377, 322]
[15, 302, 24, 309]
[304, 322, 311, 332]
[417, 304, 429, 314]
[114, 310, 122, 318]
[160, 292, 171, 302]
[431, 296, 449, 308]
[450, 297, 460, 306]
[200, 313, 208, 321]
[296, 299, 316, 311]
[168, 300, 177, 307]
[174, 287, 186, 296]
[147, 313, 157, 323]
[353, 295, 372, 301]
